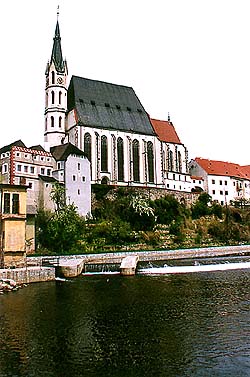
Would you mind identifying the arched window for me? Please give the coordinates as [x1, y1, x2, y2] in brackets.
[59, 91, 62, 105]
[147, 141, 154, 183]
[46, 93, 48, 107]
[51, 116, 54, 128]
[45, 118, 47, 131]
[51, 91, 55, 104]
[169, 150, 173, 171]
[178, 151, 182, 173]
[51, 71, 55, 84]
[59, 116, 62, 128]
[101, 135, 108, 172]
[132, 139, 140, 182]
[117, 137, 124, 182]
[84, 133, 92, 163]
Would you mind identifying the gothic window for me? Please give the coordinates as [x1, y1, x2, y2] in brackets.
[178, 151, 182, 173]
[84, 133, 92, 163]
[169, 150, 173, 171]
[59, 116, 62, 128]
[51, 91, 55, 104]
[51, 116, 54, 128]
[117, 137, 124, 182]
[132, 139, 140, 182]
[101, 136, 108, 172]
[147, 141, 154, 183]
[52, 71, 55, 84]
[59, 91, 62, 105]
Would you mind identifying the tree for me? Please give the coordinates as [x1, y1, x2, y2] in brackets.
[35, 183, 85, 254]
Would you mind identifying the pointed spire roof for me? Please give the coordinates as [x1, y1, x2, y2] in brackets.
[51, 20, 65, 73]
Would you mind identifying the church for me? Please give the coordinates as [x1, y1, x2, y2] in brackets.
[44, 18, 192, 193]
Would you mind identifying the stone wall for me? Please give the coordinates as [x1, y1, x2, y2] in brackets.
[0, 266, 55, 284]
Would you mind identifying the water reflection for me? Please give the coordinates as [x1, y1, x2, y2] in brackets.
[0, 265, 250, 376]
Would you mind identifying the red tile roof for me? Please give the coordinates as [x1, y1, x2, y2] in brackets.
[150, 118, 182, 144]
[195, 158, 250, 179]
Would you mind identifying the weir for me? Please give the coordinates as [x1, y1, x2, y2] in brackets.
[120, 255, 139, 276]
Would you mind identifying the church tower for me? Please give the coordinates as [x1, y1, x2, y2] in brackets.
[44, 14, 68, 151]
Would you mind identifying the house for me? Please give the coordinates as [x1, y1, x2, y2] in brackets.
[0, 184, 29, 267]
[189, 158, 250, 205]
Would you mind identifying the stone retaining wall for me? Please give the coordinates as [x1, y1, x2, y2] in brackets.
[0, 266, 55, 284]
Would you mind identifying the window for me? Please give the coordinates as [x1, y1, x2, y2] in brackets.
[82, 176, 85, 182]
[132, 139, 140, 182]
[212, 179, 215, 184]
[147, 141, 154, 183]
[219, 180, 222, 185]
[16, 153, 20, 157]
[168, 150, 173, 171]
[57, 162, 61, 170]
[78, 163, 81, 171]
[30, 166, 35, 174]
[117, 137, 124, 182]
[59, 116, 62, 128]
[3, 193, 10, 213]
[17, 164, 21, 172]
[225, 191, 228, 195]
[78, 189, 80, 195]
[220, 190, 223, 195]
[3, 164, 8, 173]
[24, 166, 28, 173]
[225, 181, 227, 185]
[84, 133, 92, 163]
[47, 169, 51, 176]
[177, 151, 182, 173]
[12, 194, 19, 214]
[212, 190, 215, 194]
[73, 175, 76, 181]
[51, 116, 54, 128]
[101, 135, 108, 172]
[173, 174, 175, 180]
[51, 91, 55, 104]
[51, 71, 55, 84]
[59, 91, 62, 105]
[41, 168, 45, 175]
[28, 182, 33, 189]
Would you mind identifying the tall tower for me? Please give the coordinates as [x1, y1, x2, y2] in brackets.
[44, 13, 68, 151]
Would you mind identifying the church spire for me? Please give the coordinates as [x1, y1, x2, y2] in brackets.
[51, 15, 65, 73]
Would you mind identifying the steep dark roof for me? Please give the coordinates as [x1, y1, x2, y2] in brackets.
[50, 142, 86, 161]
[0, 140, 26, 154]
[50, 21, 65, 73]
[67, 76, 155, 136]
[29, 145, 46, 152]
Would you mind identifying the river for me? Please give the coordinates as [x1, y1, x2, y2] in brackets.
[1, 256, 250, 377]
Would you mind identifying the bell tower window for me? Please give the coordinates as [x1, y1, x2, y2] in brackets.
[51, 91, 55, 104]
[51, 116, 54, 128]
[52, 71, 55, 84]
[59, 91, 62, 105]
[59, 116, 62, 128]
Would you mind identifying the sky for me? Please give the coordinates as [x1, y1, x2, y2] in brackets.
[1, 0, 250, 165]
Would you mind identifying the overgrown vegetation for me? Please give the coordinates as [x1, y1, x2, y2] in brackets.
[35, 186, 250, 255]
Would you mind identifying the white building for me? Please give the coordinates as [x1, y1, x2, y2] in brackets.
[189, 158, 250, 205]
[44, 19, 192, 193]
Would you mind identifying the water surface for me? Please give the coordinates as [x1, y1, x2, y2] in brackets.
[1, 258, 250, 376]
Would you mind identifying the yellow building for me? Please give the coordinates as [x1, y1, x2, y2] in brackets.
[0, 184, 28, 267]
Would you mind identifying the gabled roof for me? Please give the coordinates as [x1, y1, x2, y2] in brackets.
[67, 75, 155, 136]
[50, 143, 86, 161]
[0, 140, 26, 154]
[195, 158, 250, 179]
[150, 118, 182, 144]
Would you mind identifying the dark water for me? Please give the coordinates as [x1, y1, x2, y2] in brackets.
[1, 259, 250, 377]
